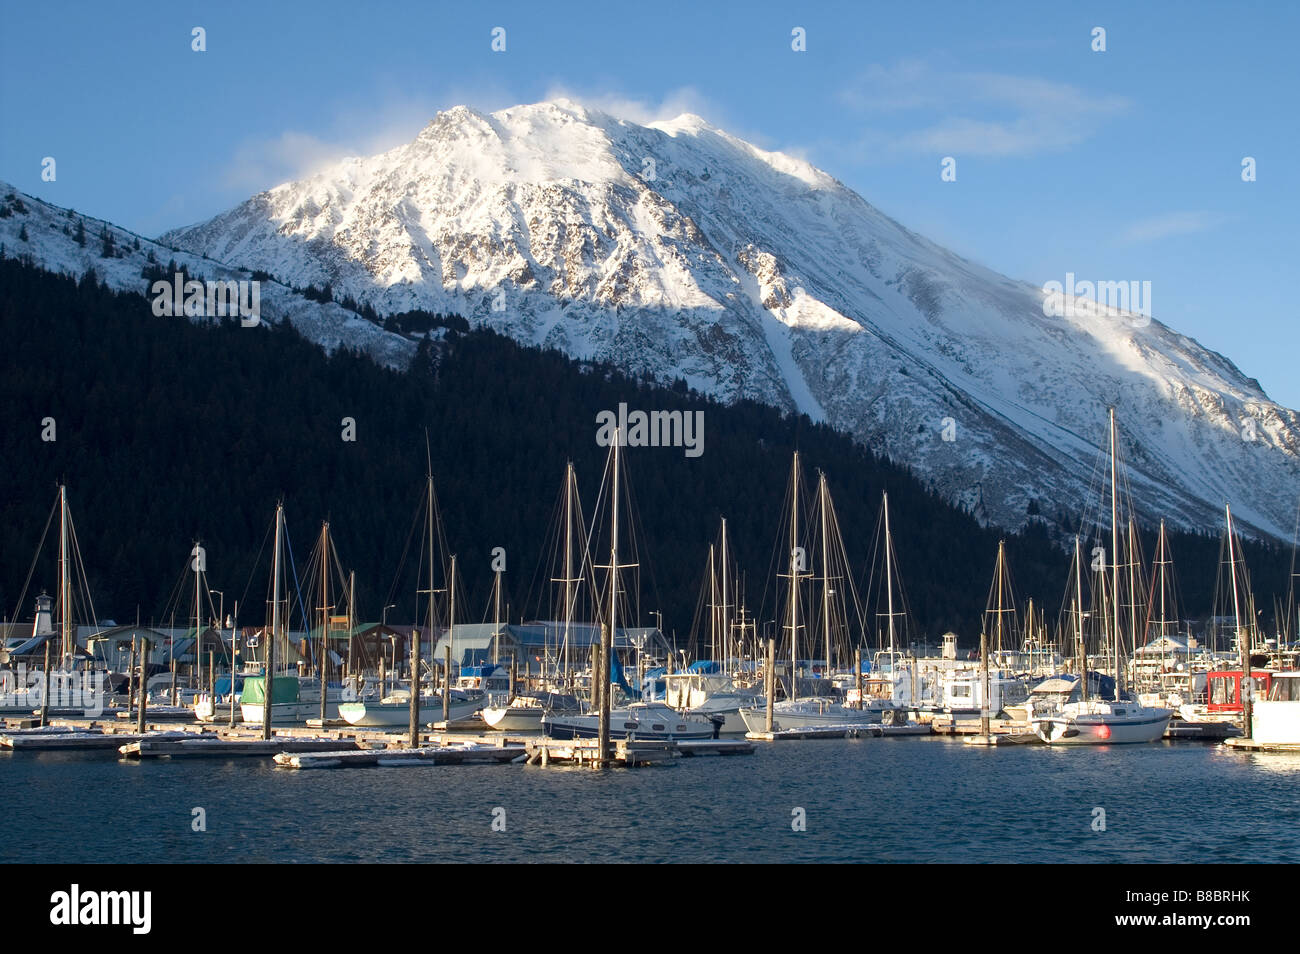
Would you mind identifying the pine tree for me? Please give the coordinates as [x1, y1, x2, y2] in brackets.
[74, 220, 86, 247]
[19, 224, 28, 242]
[101, 230, 116, 258]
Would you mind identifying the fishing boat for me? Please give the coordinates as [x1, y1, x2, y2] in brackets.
[664, 666, 762, 734]
[1177, 669, 1272, 727]
[239, 674, 317, 725]
[939, 668, 1029, 716]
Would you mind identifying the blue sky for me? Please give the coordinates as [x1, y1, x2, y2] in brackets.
[3, 1, 1296, 405]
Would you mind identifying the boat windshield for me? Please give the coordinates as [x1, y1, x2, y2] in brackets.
[1268, 677, 1300, 702]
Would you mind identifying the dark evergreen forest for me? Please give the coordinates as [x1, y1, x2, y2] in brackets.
[0, 257, 1289, 653]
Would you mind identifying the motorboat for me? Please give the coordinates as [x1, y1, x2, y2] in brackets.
[543, 702, 720, 740]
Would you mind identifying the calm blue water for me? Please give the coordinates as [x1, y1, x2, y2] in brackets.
[3, 738, 1297, 863]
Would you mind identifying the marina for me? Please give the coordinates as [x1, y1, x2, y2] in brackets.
[2, 407, 1298, 865]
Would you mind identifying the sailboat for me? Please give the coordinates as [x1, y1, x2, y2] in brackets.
[483, 462, 587, 731]
[339, 472, 484, 727]
[663, 517, 764, 733]
[948, 540, 1029, 720]
[542, 430, 719, 741]
[1, 486, 110, 719]
[241, 503, 317, 726]
[740, 457, 893, 732]
[1031, 409, 1172, 744]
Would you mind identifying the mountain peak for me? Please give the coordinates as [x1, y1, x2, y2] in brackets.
[151, 104, 1300, 541]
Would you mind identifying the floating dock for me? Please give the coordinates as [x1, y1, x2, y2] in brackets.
[745, 723, 930, 741]
[1165, 720, 1240, 741]
[523, 738, 677, 766]
[274, 743, 526, 770]
[2, 730, 135, 751]
[114, 706, 198, 722]
[964, 730, 1043, 746]
[1223, 737, 1300, 753]
[675, 739, 754, 756]
[120, 737, 363, 759]
[930, 716, 1031, 736]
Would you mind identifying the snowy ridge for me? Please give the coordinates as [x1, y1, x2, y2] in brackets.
[0, 185, 413, 370]
[11, 98, 1299, 540]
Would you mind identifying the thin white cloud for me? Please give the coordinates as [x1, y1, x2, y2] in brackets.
[1118, 211, 1217, 243]
[216, 89, 517, 194]
[540, 84, 715, 126]
[220, 131, 353, 193]
[837, 60, 1130, 159]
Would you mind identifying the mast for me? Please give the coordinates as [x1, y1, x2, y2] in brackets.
[598, 430, 621, 766]
[59, 485, 71, 662]
[426, 473, 435, 676]
[263, 503, 283, 741]
[720, 518, 730, 672]
[1127, 520, 1140, 672]
[546, 464, 585, 688]
[347, 570, 355, 681]
[884, 491, 896, 659]
[1074, 536, 1088, 702]
[448, 555, 457, 667]
[318, 522, 330, 725]
[1109, 407, 1123, 698]
[788, 453, 801, 702]
[492, 558, 502, 666]
[820, 473, 831, 678]
[708, 543, 717, 661]
[193, 538, 203, 690]
[1226, 504, 1251, 739]
[1152, 521, 1169, 657]
[563, 462, 576, 688]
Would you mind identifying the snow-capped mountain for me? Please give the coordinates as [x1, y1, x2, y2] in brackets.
[11, 98, 1300, 541]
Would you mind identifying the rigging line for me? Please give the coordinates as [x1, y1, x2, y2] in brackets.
[235, 517, 274, 623]
[6, 493, 58, 628]
[64, 511, 100, 635]
[382, 482, 425, 613]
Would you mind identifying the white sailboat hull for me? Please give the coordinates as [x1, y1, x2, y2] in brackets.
[738, 700, 888, 733]
[240, 701, 318, 725]
[543, 703, 718, 740]
[337, 696, 482, 727]
[1032, 703, 1171, 744]
[481, 706, 546, 732]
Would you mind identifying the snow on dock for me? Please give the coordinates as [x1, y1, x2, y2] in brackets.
[1, 729, 193, 751]
[120, 737, 363, 759]
[274, 742, 526, 770]
[745, 723, 931, 741]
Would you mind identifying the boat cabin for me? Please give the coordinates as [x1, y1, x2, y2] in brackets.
[1266, 673, 1300, 701]
[1205, 670, 1273, 713]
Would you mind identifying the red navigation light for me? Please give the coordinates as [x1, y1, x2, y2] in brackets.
[1098, 724, 1111, 740]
